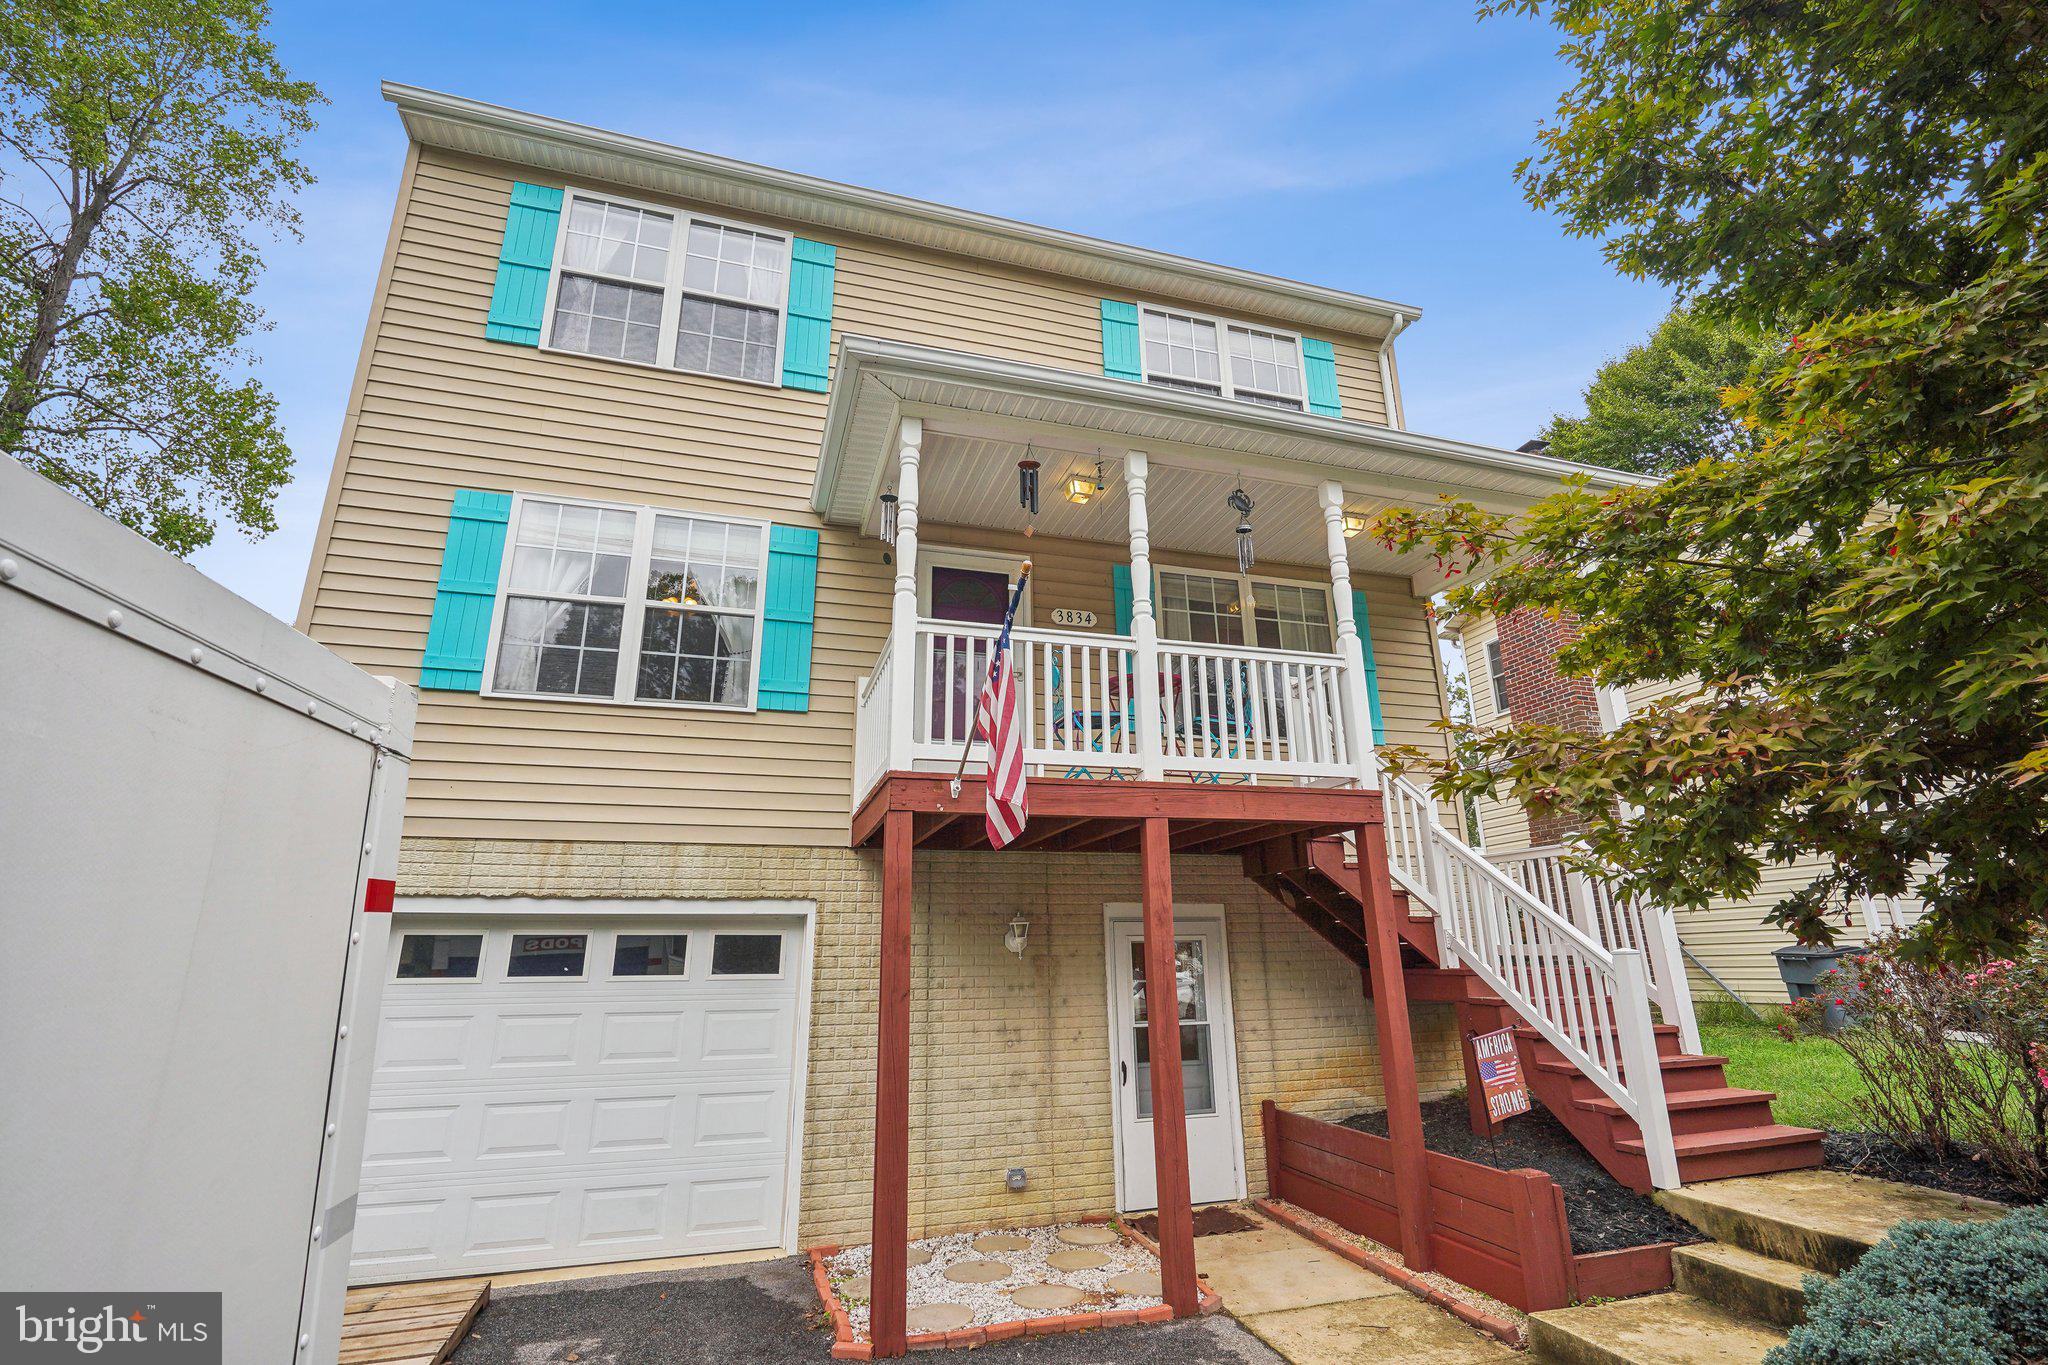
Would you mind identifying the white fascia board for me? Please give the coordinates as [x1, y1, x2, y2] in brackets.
[381, 83, 1421, 340]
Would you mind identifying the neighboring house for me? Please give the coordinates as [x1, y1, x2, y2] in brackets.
[298, 87, 1820, 1342]
[1450, 607, 1925, 1006]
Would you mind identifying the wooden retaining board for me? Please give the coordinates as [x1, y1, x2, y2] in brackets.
[341, 1282, 490, 1365]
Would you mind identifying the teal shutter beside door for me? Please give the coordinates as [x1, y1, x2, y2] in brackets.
[757, 525, 821, 711]
[485, 183, 564, 346]
[1350, 589, 1386, 744]
[1111, 563, 1134, 632]
[422, 490, 514, 691]
[782, 238, 836, 391]
[1303, 338, 1342, 417]
[1100, 300, 1143, 381]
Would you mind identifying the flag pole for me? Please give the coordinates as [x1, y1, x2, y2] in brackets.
[950, 560, 1030, 800]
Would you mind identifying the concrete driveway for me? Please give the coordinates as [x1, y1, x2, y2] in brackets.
[447, 1253, 1283, 1364]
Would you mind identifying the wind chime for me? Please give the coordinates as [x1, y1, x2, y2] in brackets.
[1017, 447, 1041, 537]
[877, 491, 898, 563]
[1228, 485, 1256, 573]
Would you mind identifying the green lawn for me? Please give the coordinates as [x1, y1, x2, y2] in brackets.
[1701, 1014, 1869, 1131]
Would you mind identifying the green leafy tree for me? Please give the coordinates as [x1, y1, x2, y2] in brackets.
[1537, 307, 1772, 475]
[1372, 2, 2048, 960]
[0, 0, 320, 555]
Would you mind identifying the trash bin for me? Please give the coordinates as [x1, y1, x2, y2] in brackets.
[1774, 945, 1856, 1029]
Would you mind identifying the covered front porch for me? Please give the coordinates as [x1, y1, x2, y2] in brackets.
[811, 337, 1645, 1356]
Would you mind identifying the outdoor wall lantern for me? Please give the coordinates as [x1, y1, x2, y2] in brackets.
[1005, 917, 1031, 956]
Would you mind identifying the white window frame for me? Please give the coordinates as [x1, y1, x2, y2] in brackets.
[1484, 638, 1510, 715]
[480, 491, 773, 713]
[503, 929, 594, 983]
[538, 186, 791, 388]
[389, 931, 486, 985]
[1154, 562, 1337, 655]
[1136, 304, 1310, 411]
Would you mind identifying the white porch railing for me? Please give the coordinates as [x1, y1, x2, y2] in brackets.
[1489, 844, 1701, 1055]
[854, 618, 1368, 794]
[1381, 775, 1681, 1189]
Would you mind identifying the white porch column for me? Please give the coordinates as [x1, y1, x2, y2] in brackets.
[1320, 480, 1380, 789]
[1125, 451, 1166, 781]
[886, 417, 922, 773]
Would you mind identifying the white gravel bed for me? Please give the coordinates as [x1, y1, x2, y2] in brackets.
[826, 1221, 1165, 1339]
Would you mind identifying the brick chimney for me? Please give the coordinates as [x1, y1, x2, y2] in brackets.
[1494, 607, 1605, 845]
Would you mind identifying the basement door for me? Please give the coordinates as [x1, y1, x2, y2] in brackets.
[1107, 912, 1246, 1211]
[349, 914, 806, 1282]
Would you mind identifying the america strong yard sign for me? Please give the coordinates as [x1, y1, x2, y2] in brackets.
[1471, 1027, 1531, 1124]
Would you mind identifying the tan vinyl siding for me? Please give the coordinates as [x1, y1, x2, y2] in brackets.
[300, 148, 1419, 847]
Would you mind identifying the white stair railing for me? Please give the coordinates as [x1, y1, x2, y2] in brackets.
[1382, 775, 1680, 1189]
[1489, 844, 1701, 1054]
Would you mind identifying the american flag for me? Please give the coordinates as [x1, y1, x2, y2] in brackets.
[976, 567, 1030, 848]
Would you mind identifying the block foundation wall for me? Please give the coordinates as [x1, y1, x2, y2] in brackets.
[398, 837, 1466, 1248]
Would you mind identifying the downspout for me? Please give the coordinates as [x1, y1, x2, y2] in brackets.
[1377, 311, 1411, 429]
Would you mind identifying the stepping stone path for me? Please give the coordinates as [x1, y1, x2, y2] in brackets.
[905, 1304, 972, 1333]
[1107, 1270, 1162, 1297]
[1010, 1284, 1086, 1310]
[1055, 1225, 1118, 1247]
[941, 1259, 1012, 1284]
[971, 1234, 1032, 1254]
[1045, 1249, 1111, 1271]
[840, 1275, 870, 1299]
[907, 1248, 933, 1267]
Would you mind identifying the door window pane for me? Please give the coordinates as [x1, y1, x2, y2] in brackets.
[711, 933, 783, 975]
[1130, 939, 1216, 1118]
[508, 933, 588, 978]
[394, 934, 482, 980]
[614, 934, 689, 976]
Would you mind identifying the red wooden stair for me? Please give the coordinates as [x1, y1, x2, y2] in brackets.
[1244, 834, 1824, 1194]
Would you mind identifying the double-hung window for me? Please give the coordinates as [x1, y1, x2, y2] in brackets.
[1484, 639, 1510, 715]
[1139, 306, 1307, 411]
[487, 495, 768, 710]
[1157, 568, 1334, 653]
[546, 191, 789, 385]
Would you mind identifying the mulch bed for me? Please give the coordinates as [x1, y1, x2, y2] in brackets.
[1342, 1098, 1703, 1255]
[1823, 1130, 2043, 1208]
[1124, 1208, 1261, 1242]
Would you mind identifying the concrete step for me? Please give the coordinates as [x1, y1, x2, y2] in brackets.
[1656, 1169, 2009, 1276]
[1671, 1242, 1827, 1330]
[1528, 1292, 1786, 1365]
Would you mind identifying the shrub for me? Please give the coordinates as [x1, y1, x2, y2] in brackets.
[1767, 1207, 2048, 1365]
[1781, 941, 2048, 1196]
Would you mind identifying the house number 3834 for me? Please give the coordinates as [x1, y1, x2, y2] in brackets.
[1050, 608, 1097, 628]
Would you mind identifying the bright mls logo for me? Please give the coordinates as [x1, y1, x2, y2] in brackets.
[5, 1294, 221, 1361]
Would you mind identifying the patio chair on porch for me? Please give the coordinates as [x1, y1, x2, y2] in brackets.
[1046, 652, 1137, 779]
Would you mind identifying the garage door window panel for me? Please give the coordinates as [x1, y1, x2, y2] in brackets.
[394, 933, 483, 980]
[711, 933, 783, 976]
[508, 933, 589, 979]
[614, 934, 690, 977]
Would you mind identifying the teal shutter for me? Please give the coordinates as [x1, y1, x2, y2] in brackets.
[1100, 300, 1143, 381]
[782, 238, 836, 391]
[485, 183, 564, 346]
[757, 525, 821, 711]
[1111, 563, 1134, 632]
[1351, 589, 1386, 744]
[422, 490, 514, 691]
[1303, 337, 1342, 417]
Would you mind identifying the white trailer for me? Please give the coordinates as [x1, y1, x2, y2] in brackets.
[0, 453, 415, 1364]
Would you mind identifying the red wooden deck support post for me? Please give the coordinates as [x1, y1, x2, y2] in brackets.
[1453, 1002, 1496, 1139]
[1140, 816, 1200, 1318]
[870, 809, 914, 1358]
[1357, 822, 1437, 1271]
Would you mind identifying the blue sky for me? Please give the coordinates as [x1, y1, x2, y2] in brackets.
[192, 0, 1670, 619]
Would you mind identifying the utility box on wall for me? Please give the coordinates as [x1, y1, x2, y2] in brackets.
[0, 455, 415, 1365]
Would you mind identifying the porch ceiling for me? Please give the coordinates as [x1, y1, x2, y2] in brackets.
[813, 337, 1655, 594]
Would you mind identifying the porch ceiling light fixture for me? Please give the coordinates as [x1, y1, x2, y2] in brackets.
[1005, 917, 1030, 955]
[1342, 510, 1370, 539]
[1228, 486, 1256, 573]
[1064, 459, 1107, 505]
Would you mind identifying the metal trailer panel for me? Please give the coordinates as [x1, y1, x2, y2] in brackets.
[0, 455, 415, 1364]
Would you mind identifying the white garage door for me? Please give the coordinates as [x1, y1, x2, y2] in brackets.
[350, 914, 807, 1283]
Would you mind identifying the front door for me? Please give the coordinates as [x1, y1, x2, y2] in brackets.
[1107, 914, 1244, 1210]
